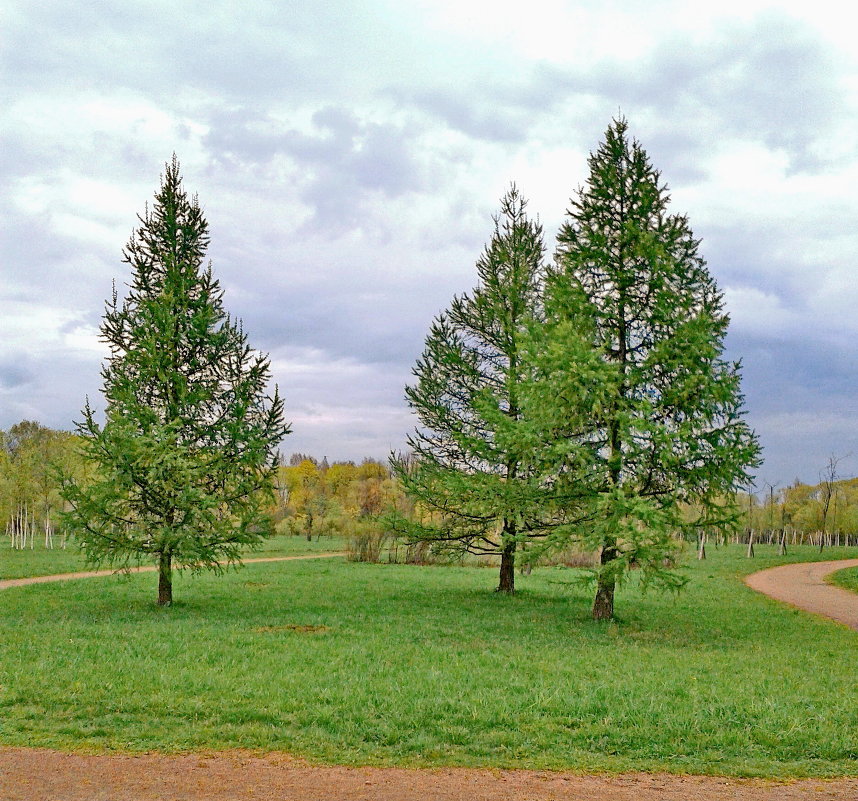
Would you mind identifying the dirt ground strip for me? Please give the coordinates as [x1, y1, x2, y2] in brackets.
[744, 558, 858, 630]
[2, 750, 857, 801]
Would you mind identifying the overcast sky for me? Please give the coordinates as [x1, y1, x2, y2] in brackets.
[2, 0, 857, 487]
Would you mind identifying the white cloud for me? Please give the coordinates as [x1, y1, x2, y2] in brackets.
[0, 302, 85, 354]
[722, 286, 800, 338]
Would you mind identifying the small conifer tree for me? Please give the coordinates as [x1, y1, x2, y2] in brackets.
[393, 187, 547, 592]
[537, 119, 760, 619]
[62, 157, 288, 606]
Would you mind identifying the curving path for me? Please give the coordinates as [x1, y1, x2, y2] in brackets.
[744, 558, 858, 630]
[0, 552, 345, 591]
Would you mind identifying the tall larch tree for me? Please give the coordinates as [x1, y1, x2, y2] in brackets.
[392, 187, 546, 592]
[542, 119, 760, 619]
[61, 157, 288, 606]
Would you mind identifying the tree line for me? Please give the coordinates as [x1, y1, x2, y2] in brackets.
[736, 477, 858, 548]
[9, 429, 858, 561]
[1, 421, 86, 549]
[275, 455, 411, 560]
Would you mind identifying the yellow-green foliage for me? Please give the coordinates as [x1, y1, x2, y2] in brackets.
[754, 477, 858, 537]
[1, 421, 88, 547]
[275, 457, 411, 556]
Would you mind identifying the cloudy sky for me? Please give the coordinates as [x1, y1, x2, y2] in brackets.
[2, 0, 857, 487]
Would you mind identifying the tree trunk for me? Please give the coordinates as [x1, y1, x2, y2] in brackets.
[496, 539, 516, 593]
[592, 543, 617, 620]
[593, 577, 615, 620]
[158, 551, 173, 606]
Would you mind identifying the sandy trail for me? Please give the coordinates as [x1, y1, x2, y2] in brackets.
[744, 558, 858, 630]
[1, 749, 856, 801]
[0, 552, 345, 591]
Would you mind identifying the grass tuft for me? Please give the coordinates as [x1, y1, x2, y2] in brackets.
[252, 624, 331, 634]
[829, 566, 858, 594]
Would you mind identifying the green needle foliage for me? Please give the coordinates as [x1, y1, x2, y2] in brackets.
[61, 157, 289, 606]
[392, 187, 546, 592]
[531, 118, 760, 619]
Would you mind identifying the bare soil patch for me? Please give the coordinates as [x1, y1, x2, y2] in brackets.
[252, 623, 331, 633]
[2, 749, 857, 801]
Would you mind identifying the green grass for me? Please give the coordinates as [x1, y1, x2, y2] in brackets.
[0, 540, 90, 580]
[1, 545, 857, 777]
[0, 533, 346, 581]
[829, 565, 858, 593]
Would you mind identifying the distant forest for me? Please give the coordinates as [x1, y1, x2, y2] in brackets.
[0, 420, 407, 559]
[3, 420, 857, 554]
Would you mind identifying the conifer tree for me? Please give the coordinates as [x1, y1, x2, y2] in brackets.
[62, 157, 288, 606]
[537, 119, 760, 619]
[392, 187, 546, 592]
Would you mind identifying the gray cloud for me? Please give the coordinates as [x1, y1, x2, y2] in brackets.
[722, 328, 858, 483]
[4, 3, 321, 100]
[2, 0, 449, 113]
[398, 89, 535, 144]
[534, 13, 843, 174]
[392, 12, 844, 176]
[0, 361, 32, 390]
[203, 105, 428, 233]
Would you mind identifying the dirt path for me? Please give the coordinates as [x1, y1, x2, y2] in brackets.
[744, 558, 858, 630]
[0, 552, 345, 591]
[1, 749, 856, 801]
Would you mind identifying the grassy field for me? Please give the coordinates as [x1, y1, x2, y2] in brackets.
[829, 565, 858, 593]
[1, 543, 857, 777]
[0, 533, 346, 581]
